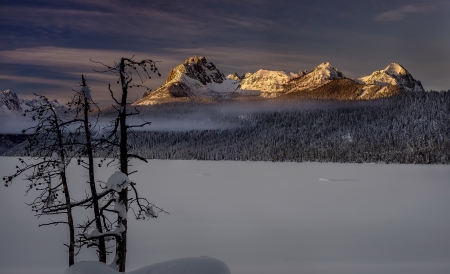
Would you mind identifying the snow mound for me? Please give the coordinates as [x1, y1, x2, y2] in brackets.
[65, 257, 230, 274]
[106, 171, 131, 192]
[65, 261, 117, 274]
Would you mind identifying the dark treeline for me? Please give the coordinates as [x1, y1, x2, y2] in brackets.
[123, 91, 449, 164]
[4, 91, 450, 164]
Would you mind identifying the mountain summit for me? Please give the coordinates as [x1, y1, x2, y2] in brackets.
[0, 90, 65, 116]
[0, 90, 22, 114]
[238, 69, 301, 98]
[284, 62, 345, 94]
[359, 63, 424, 92]
[166, 56, 226, 85]
[133, 57, 425, 105]
[135, 56, 240, 105]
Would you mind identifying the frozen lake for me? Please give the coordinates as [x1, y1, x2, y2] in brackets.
[0, 157, 449, 274]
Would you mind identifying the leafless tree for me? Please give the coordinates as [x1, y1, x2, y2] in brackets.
[66, 75, 108, 262]
[90, 56, 166, 271]
[2, 95, 81, 266]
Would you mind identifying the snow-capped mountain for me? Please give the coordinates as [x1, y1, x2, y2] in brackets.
[134, 56, 241, 106]
[0, 90, 22, 115]
[284, 62, 345, 94]
[358, 63, 424, 92]
[239, 69, 304, 98]
[134, 56, 305, 105]
[0, 89, 65, 116]
[133, 56, 426, 105]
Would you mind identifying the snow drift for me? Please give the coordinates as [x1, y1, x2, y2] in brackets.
[65, 257, 230, 274]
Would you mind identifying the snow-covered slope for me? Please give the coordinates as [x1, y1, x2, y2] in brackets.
[133, 56, 306, 105]
[0, 90, 22, 115]
[359, 63, 424, 92]
[133, 56, 241, 106]
[65, 257, 230, 274]
[238, 69, 302, 98]
[133, 57, 426, 105]
[0, 89, 66, 116]
[284, 62, 345, 94]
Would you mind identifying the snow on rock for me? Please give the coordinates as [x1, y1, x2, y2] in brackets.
[131, 57, 426, 105]
[239, 69, 299, 97]
[226, 73, 241, 81]
[133, 56, 235, 105]
[65, 257, 230, 274]
[358, 62, 424, 92]
[0, 90, 22, 115]
[284, 62, 345, 93]
[106, 171, 131, 192]
[166, 56, 226, 86]
[1, 90, 68, 117]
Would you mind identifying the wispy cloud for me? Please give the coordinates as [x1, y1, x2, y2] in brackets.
[0, 46, 170, 71]
[375, 4, 436, 21]
[0, 46, 175, 103]
[0, 74, 70, 87]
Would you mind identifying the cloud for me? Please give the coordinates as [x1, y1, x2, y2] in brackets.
[0, 74, 70, 87]
[0, 46, 176, 104]
[0, 47, 147, 69]
[375, 4, 436, 21]
[0, 46, 175, 86]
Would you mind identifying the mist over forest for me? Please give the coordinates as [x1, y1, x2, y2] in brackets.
[4, 90, 449, 164]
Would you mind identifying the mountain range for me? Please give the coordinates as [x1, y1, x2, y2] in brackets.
[1, 56, 425, 114]
[0, 89, 64, 116]
[133, 56, 424, 105]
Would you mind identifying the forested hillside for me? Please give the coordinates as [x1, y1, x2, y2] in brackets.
[4, 91, 449, 164]
[126, 91, 449, 164]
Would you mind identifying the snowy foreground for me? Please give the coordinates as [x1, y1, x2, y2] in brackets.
[66, 257, 230, 274]
[0, 157, 449, 274]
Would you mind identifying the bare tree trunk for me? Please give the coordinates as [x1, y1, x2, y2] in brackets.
[115, 58, 128, 272]
[61, 173, 75, 266]
[54, 114, 75, 266]
[81, 75, 107, 263]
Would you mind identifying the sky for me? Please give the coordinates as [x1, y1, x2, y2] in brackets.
[1, 0, 450, 106]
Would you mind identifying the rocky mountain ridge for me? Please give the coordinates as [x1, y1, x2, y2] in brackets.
[358, 63, 424, 92]
[133, 56, 425, 106]
[0, 90, 22, 114]
[0, 90, 65, 116]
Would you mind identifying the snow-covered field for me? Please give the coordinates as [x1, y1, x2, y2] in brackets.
[0, 157, 449, 274]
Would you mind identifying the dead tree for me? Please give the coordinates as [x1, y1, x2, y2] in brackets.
[3, 95, 81, 266]
[67, 75, 107, 262]
[90, 56, 166, 271]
